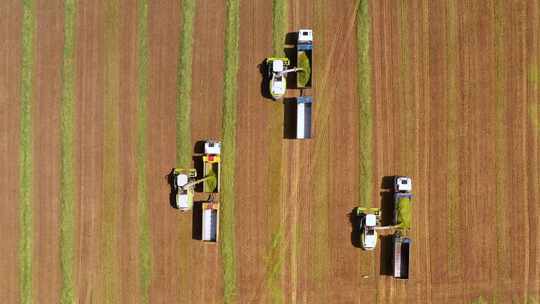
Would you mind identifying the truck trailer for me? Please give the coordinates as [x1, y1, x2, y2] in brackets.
[393, 232, 411, 279]
[297, 29, 312, 88]
[201, 202, 219, 243]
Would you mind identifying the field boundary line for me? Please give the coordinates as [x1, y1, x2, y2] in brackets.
[19, 0, 35, 303]
[59, 0, 77, 303]
[137, 0, 152, 302]
[221, 0, 240, 302]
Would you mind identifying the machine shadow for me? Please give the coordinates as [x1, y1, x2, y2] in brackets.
[258, 59, 273, 100]
[379, 175, 395, 275]
[283, 98, 297, 139]
[192, 201, 203, 240]
[379, 234, 394, 275]
[193, 141, 206, 192]
[167, 169, 177, 209]
[349, 207, 363, 248]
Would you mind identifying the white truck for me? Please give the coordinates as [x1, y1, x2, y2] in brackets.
[201, 202, 219, 243]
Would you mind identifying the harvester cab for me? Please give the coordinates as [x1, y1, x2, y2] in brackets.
[356, 207, 381, 250]
[172, 168, 197, 212]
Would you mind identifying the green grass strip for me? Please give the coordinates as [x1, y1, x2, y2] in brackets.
[357, 0, 372, 208]
[264, 1, 288, 303]
[176, 0, 195, 167]
[221, 0, 239, 302]
[446, 0, 462, 274]
[19, 1, 35, 303]
[494, 0, 509, 288]
[137, 0, 152, 303]
[59, 0, 77, 303]
[102, 1, 120, 302]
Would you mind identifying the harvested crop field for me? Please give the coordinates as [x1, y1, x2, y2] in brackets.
[1, 0, 539, 303]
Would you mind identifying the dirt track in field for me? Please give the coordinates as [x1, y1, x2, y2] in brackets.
[2, 0, 540, 303]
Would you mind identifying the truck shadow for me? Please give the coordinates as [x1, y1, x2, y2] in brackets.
[193, 141, 206, 192]
[349, 207, 363, 248]
[380, 176, 395, 226]
[284, 32, 298, 89]
[192, 201, 203, 240]
[283, 98, 297, 139]
[379, 175, 395, 275]
[379, 234, 394, 275]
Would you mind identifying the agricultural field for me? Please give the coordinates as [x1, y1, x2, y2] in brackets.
[0, 0, 539, 303]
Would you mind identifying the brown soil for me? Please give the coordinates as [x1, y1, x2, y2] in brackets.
[0, 1, 21, 302]
[3, 1, 540, 303]
[75, 1, 105, 302]
[33, 0, 64, 302]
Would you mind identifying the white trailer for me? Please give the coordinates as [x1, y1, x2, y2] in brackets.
[201, 202, 219, 243]
[295, 96, 313, 139]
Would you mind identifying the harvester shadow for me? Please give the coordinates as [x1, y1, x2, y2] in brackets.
[379, 234, 394, 276]
[283, 98, 297, 139]
[349, 207, 363, 248]
[258, 59, 273, 100]
[167, 169, 178, 209]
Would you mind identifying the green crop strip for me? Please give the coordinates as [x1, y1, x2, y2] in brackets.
[102, 1, 120, 302]
[59, 0, 77, 303]
[529, 65, 539, 133]
[19, 0, 35, 303]
[446, 0, 461, 274]
[264, 0, 288, 303]
[493, 0, 509, 291]
[175, 0, 196, 299]
[137, 0, 152, 303]
[221, 0, 239, 302]
[357, 0, 372, 209]
[176, 0, 195, 167]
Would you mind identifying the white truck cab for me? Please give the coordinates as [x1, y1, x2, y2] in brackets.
[395, 176, 412, 192]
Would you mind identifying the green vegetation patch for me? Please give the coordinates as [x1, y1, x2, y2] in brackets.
[297, 52, 311, 88]
[357, 0, 373, 208]
[396, 197, 411, 229]
[221, 0, 240, 302]
[59, 0, 77, 303]
[102, 1, 120, 302]
[19, 0, 35, 303]
[272, 0, 287, 56]
[176, 0, 196, 167]
[137, 0, 152, 302]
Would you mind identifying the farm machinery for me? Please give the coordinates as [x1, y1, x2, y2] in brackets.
[265, 29, 312, 100]
[356, 176, 412, 279]
[172, 140, 221, 212]
[266, 57, 303, 100]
